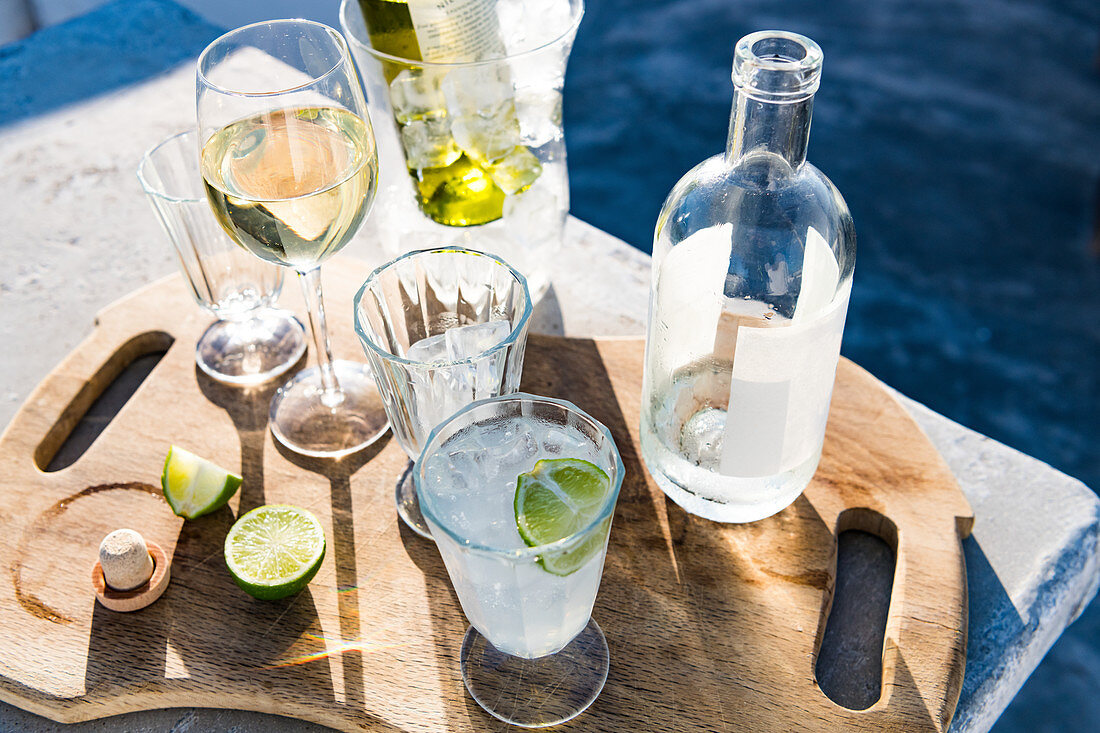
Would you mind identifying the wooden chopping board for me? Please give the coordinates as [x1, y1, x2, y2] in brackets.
[0, 260, 973, 732]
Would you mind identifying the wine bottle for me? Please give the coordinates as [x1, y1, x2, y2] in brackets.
[640, 31, 856, 523]
[357, 0, 504, 63]
[357, 0, 541, 227]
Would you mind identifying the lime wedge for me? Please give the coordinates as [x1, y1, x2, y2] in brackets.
[514, 458, 612, 576]
[224, 504, 326, 600]
[160, 445, 242, 519]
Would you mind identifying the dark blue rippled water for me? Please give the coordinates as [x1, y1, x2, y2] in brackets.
[565, 2, 1100, 730]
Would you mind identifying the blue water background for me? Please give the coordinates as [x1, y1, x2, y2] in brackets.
[565, 1, 1100, 730]
[568, 0, 1099, 503]
[1, 0, 1097, 729]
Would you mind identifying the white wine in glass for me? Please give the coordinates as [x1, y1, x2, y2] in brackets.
[197, 20, 389, 457]
[202, 107, 377, 269]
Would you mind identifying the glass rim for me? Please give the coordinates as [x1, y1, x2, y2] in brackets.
[413, 392, 625, 559]
[136, 128, 203, 203]
[352, 246, 533, 369]
[339, 0, 584, 70]
[197, 18, 352, 99]
[735, 30, 823, 73]
[733, 30, 823, 100]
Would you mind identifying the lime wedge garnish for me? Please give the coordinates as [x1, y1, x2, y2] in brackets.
[514, 458, 612, 576]
[160, 445, 242, 519]
[224, 504, 326, 600]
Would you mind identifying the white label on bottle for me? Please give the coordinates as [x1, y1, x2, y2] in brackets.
[651, 224, 732, 377]
[720, 377, 792, 477]
[793, 226, 841, 323]
[719, 233, 850, 478]
[406, 0, 505, 62]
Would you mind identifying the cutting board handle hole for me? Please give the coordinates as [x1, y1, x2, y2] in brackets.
[815, 509, 898, 711]
[35, 332, 174, 472]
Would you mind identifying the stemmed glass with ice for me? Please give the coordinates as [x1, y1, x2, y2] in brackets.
[353, 247, 532, 538]
[413, 392, 625, 727]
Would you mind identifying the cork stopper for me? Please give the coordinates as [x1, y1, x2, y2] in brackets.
[98, 529, 154, 591]
[91, 531, 170, 613]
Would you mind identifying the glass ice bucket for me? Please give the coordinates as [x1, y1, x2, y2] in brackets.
[339, 0, 583, 300]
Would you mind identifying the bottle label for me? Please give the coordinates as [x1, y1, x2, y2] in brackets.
[718, 279, 850, 478]
[406, 0, 504, 62]
[650, 223, 732, 379]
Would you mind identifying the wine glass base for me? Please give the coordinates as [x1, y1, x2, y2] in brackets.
[396, 462, 433, 540]
[269, 360, 389, 458]
[195, 309, 306, 386]
[460, 618, 609, 728]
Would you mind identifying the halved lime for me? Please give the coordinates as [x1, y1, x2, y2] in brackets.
[224, 504, 326, 601]
[160, 445, 242, 519]
[514, 458, 612, 576]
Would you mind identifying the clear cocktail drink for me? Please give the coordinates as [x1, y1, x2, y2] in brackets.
[415, 392, 623, 727]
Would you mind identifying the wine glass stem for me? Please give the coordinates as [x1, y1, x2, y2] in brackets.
[297, 267, 344, 408]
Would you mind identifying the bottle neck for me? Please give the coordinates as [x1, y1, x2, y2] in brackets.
[725, 89, 814, 170]
[725, 31, 823, 171]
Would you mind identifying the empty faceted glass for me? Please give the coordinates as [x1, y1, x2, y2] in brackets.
[137, 129, 306, 385]
[353, 247, 531, 538]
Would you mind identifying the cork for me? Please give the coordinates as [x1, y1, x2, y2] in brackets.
[98, 529, 155, 591]
[92, 538, 170, 613]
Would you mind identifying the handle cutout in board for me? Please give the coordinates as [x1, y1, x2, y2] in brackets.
[35, 331, 174, 472]
[815, 509, 898, 710]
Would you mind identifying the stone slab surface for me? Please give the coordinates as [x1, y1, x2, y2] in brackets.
[0, 2, 1097, 731]
[900, 396, 1100, 732]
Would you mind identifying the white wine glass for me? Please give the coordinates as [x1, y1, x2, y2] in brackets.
[197, 19, 388, 457]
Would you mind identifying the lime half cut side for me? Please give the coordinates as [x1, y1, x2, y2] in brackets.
[224, 504, 326, 600]
[161, 445, 242, 519]
[514, 458, 612, 576]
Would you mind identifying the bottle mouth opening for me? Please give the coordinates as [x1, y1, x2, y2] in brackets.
[733, 30, 823, 102]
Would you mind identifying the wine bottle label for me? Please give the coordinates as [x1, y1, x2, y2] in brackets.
[406, 0, 504, 62]
[651, 223, 732, 378]
[718, 252, 850, 479]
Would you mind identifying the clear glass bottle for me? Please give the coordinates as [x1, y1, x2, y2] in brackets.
[640, 31, 856, 523]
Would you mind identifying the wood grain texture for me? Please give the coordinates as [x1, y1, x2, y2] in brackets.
[0, 260, 972, 732]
